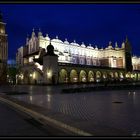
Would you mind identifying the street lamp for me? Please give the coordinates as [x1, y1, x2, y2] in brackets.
[30, 74, 33, 77]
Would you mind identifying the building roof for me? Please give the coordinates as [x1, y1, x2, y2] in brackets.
[23, 50, 39, 58]
[64, 38, 69, 44]
[33, 57, 43, 65]
[70, 40, 80, 46]
[51, 36, 63, 43]
[44, 43, 58, 56]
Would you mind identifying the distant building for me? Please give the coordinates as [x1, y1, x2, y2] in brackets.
[16, 46, 24, 67]
[7, 59, 16, 68]
[7, 59, 17, 84]
[0, 11, 8, 84]
[16, 29, 140, 84]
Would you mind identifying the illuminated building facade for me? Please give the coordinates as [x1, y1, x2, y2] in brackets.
[16, 29, 140, 84]
[0, 11, 8, 84]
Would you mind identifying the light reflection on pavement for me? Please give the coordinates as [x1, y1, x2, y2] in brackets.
[1, 85, 140, 136]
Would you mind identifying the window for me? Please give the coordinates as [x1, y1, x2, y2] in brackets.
[80, 59, 83, 64]
[65, 56, 68, 61]
[93, 60, 96, 65]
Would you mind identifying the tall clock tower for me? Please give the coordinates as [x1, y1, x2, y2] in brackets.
[124, 36, 133, 72]
[0, 11, 8, 84]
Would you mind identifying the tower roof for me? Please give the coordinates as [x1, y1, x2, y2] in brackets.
[70, 40, 79, 46]
[45, 43, 58, 56]
[124, 36, 132, 52]
[125, 35, 128, 43]
[115, 42, 119, 48]
[31, 28, 36, 37]
[45, 34, 50, 40]
[64, 38, 69, 44]
[51, 35, 63, 43]
[81, 42, 86, 48]
[38, 28, 42, 36]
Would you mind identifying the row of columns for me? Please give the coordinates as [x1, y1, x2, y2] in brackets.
[59, 69, 140, 83]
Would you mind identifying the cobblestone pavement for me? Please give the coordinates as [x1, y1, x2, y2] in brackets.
[1, 85, 140, 136]
[0, 100, 50, 136]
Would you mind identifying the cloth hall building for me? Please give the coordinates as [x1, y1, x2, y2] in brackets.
[16, 29, 140, 84]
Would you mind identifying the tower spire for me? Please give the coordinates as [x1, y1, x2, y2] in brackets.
[124, 35, 133, 72]
[115, 42, 118, 48]
[32, 28, 35, 37]
[26, 34, 29, 45]
[109, 41, 112, 46]
[38, 28, 42, 36]
[125, 35, 128, 42]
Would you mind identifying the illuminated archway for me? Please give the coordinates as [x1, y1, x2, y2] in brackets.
[88, 71, 94, 82]
[59, 69, 68, 83]
[96, 71, 102, 82]
[17, 71, 24, 84]
[126, 72, 131, 79]
[79, 70, 87, 82]
[109, 72, 114, 78]
[28, 70, 36, 84]
[131, 73, 137, 81]
[102, 72, 107, 79]
[114, 72, 119, 79]
[134, 73, 138, 81]
[70, 69, 78, 83]
[138, 73, 140, 81]
[119, 72, 124, 81]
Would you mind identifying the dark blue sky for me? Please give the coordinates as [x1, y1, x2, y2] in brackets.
[1, 4, 140, 59]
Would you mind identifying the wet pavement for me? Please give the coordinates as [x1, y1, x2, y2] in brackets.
[0, 85, 140, 136]
[0, 101, 50, 136]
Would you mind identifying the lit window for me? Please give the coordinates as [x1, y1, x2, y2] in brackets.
[29, 57, 33, 62]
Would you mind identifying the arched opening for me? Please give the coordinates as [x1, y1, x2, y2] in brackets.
[28, 70, 36, 84]
[138, 73, 140, 81]
[88, 71, 94, 82]
[126, 72, 131, 78]
[79, 70, 87, 82]
[33, 71, 37, 84]
[70, 69, 78, 83]
[126, 72, 131, 81]
[119, 72, 124, 81]
[17, 72, 24, 84]
[96, 71, 102, 82]
[23, 70, 30, 84]
[134, 73, 138, 81]
[102, 72, 107, 81]
[108, 72, 114, 81]
[131, 73, 137, 81]
[59, 69, 68, 83]
[114, 72, 119, 79]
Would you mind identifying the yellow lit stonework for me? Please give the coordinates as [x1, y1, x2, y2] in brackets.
[16, 30, 127, 69]
[15, 29, 140, 84]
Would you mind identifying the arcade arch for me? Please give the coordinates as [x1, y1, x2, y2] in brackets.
[70, 69, 78, 83]
[102, 72, 108, 81]
[88, 71, 94, 82]
[108, 72, 114, 80]
[96, 71, 102, 82]
[114, 72, 119, 79]
[59, 69, 68, 83]
[79, 70, 87, 82]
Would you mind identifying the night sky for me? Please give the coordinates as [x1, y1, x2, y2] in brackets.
[1, 4, 140, 59]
